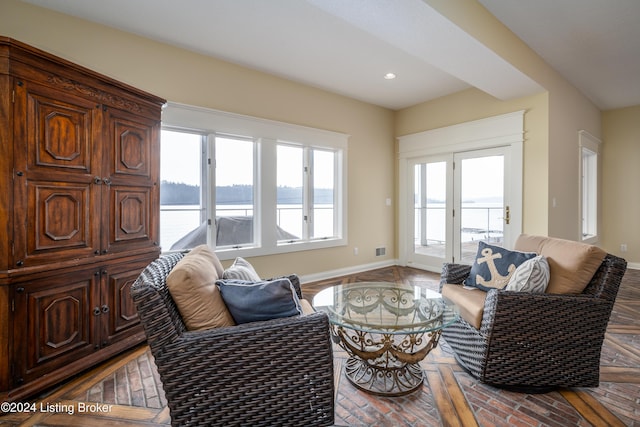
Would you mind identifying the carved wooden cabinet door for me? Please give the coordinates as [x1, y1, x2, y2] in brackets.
[12, 267, 100, 385]
[12, 81, 160, 266]
[12, 80, 102, 268]
[101, 106, 159, 255]
[97, 258, 148, 347]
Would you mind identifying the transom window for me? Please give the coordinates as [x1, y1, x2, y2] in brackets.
[160, 103, 347, 260]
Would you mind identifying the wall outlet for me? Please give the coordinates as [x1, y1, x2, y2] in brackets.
[620, 244, 627, 252]
[375, 247, 386, 256]
[354, 247, 359, 255]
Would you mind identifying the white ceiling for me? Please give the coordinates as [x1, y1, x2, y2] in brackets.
[479, 0, 640, 111]
[23, 0, 640, 111]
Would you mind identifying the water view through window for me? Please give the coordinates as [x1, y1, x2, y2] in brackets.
[161, 131, 338, 251]
[413, 154, 504, 264]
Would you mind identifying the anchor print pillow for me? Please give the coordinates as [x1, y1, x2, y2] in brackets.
[464, 241, 537, 291]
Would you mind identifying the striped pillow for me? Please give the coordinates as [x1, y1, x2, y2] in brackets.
[223, 257, 261, 281]
[504, 255, 550, 293]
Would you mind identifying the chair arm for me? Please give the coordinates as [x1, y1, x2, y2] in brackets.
[439, 263, 471, 291]
[481, 290, 613, 339]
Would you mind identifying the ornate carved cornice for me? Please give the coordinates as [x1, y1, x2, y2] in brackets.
[46, 74, 144, 113]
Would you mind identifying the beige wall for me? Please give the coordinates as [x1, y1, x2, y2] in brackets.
[546, 87, 602, 240]
[1, 0, 396, 278]
[602, 106, 640, 264]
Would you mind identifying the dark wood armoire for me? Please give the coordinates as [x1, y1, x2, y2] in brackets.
[0, 37, 165, 401]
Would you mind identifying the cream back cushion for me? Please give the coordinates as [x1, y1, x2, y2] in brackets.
[167, 245, 235, 330]
[514, 234, 606, 294]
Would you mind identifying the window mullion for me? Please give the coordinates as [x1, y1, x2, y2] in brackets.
[259, 138, 278, 248]
[303, 148, 312, 240]
[207, 133, 216, 247]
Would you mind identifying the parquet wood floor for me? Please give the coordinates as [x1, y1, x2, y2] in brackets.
[1, 266, 638, 426]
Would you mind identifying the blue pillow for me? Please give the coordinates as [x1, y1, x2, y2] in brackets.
[217, 278, 302, 324]
[464, 242, 536, 291]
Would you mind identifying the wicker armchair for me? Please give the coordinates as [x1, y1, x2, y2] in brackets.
[439, 248, 626, 391]
[131, 253, 335, 427]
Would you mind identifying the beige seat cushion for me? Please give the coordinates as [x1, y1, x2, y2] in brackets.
[514, 234, 606, 294]
[167, 245, 235, 330]
[441, 283, 487, 330]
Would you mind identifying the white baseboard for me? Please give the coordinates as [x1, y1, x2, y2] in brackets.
[299, 259, 398, 284]
[402, 261, 442, 274]
[299, 258, 638, 284]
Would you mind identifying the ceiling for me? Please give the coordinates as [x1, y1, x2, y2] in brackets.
[479, 0, 640, 111]
[23, 0, 640, 111]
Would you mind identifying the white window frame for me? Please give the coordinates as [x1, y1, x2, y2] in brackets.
[162, 102, 348, 260]
[579, 130, 600, 243]
[275, 143, 341, 244]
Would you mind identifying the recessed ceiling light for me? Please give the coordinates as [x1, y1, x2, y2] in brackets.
[384, 73, 396, 80]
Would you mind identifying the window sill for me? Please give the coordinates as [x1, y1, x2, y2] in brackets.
[198, 237, 348, 261]
[581, 235, 598, 245]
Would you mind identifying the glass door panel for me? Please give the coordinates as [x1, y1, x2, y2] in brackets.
[414, 161, 447, 259]
[408, 156, 452, 267]
[455, 150, 506, 264]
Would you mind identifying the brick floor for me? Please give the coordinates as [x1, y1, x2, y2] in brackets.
[1, 266, 638, 426]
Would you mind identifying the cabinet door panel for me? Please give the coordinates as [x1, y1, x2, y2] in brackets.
[104, 186, 156, 253]
[21, 81, 100, 179]
[105, 108, 157, 183]
[102, 106, 159, 253]
[13, 81, 101, 267]
[13, 271, 99, 384]
[100, 260, 148, 346]
[113, 119, 151, 178]
[23, 181, 98, 264]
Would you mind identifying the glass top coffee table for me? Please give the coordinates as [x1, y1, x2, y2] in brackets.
[312, 282, 458, 396]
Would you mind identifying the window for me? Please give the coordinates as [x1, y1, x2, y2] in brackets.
[277, 144, 304, 240]
[579, 130, 600, 243]
[312, 149, 337, 239]
[215, 136, 256, 248]
[160, 102, 348, 260]
[276, 145, 338, 242]
[160, 130, 206, 250]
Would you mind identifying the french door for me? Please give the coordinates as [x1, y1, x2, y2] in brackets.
[407, 146, 516, 270]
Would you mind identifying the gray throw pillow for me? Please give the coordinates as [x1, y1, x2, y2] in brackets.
[217, 278, 302, 324]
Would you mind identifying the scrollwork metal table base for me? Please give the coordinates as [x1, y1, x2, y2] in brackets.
[313, 283, 457, 397]
[332, 325, 442, 396]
